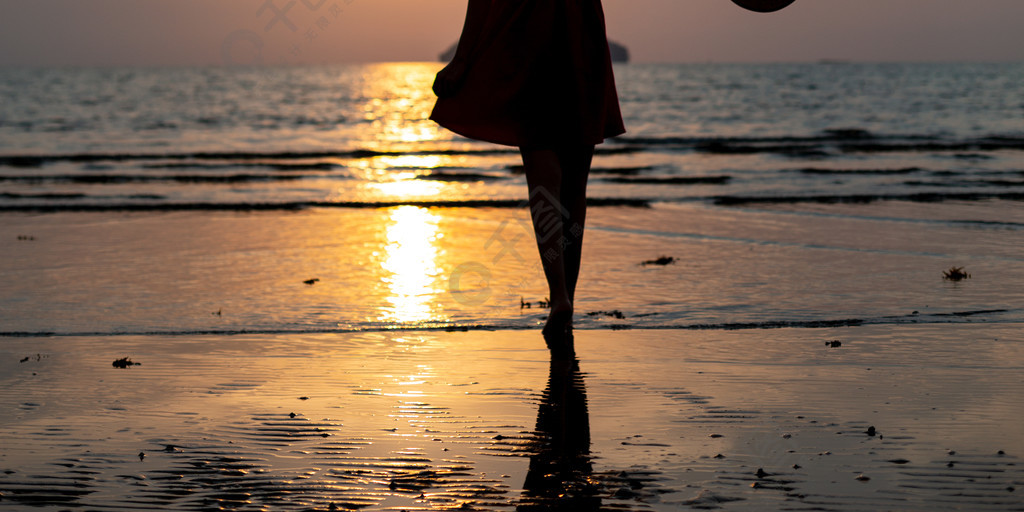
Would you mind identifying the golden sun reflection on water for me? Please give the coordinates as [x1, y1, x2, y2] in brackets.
[378, 206, 447, 325]
[340, 154, 468, 202]
[333, 63, 481, 203]
[377, 154, 447, 170]
[357, 63, 448, 150]
[368, 173, 445, 200]
[347, 64, 468, 323]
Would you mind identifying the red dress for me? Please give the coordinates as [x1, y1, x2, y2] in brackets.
[430, 0, 625, 148]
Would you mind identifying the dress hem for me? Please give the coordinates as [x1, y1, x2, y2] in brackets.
[430, 115, 625, 149]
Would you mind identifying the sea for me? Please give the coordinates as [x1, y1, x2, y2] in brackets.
[2, 62, 1023, 335]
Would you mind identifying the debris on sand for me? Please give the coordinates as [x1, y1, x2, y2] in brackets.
[112, 357, 140, 368]
[303, 278, 320, 285]
[943, 266, 970, 281]
[826, 340, 842, 348]
[641, 255, 676, 266]
[521, 297, 550, 309]
[587, 310, 625, 319]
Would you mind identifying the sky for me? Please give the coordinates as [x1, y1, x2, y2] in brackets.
[1, 0, 1023, 67]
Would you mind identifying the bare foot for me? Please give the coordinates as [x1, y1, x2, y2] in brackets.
[542, 308, 572, 336]
[542, 308, 574, 359]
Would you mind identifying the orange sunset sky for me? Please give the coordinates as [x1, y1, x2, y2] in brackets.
[1, 0, 1023, 67]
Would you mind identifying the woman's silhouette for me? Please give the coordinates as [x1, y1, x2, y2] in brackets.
[431, 1, 625, 353]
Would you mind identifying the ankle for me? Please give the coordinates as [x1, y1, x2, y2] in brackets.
[548, 295, 572, 314]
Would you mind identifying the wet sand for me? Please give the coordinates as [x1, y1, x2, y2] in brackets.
[2, 325, 1021, 511]
[4, 204, 1022, 336]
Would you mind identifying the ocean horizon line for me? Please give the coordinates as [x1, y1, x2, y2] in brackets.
[3, 59, 1024, 71]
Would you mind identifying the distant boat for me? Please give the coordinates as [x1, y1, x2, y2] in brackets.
[439, 40, 630, 63]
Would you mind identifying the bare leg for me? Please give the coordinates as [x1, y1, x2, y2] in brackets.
[520, 145, 595, 341]
[555, 146, 594, 304]
[521, 149, 572, 320]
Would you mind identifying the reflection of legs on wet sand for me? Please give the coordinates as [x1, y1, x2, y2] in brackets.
[519, 358, 600, 511]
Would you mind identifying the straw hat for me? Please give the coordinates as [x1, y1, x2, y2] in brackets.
[731, 0, 796, 13]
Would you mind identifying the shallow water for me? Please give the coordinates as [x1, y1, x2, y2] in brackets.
[2, 201, 1022, 335]
[2, 63, 1023, 210]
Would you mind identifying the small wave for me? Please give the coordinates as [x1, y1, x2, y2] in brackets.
[1, 309, 1011, 339]
[904, 179, 1024, 188]
[7, 188, 1024, 211]
[141, 162, 341, 171]
[602, 175, 731, 185]
[0, 148, 519, 167]
[0, 192, 87, 199]
[0, 174, 309, 184]
[414, 171, 508, 182]
[0, 197, 652, 212]
[589, 165, 660, 175]
[0, 192, 164, 201]
[841, 137, 1024, 153]
[612, 132, 1024, 156]
[616, 128, 881, 146]
[795, 167, 925, 175]
[714, 191, 1024, 206]
[3, 132, 1020, 168]
[929, 309, 1009, 317]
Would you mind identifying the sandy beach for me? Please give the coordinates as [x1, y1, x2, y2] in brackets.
[2, 325, 1021, 511]
[3, 201, 1023, 511]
